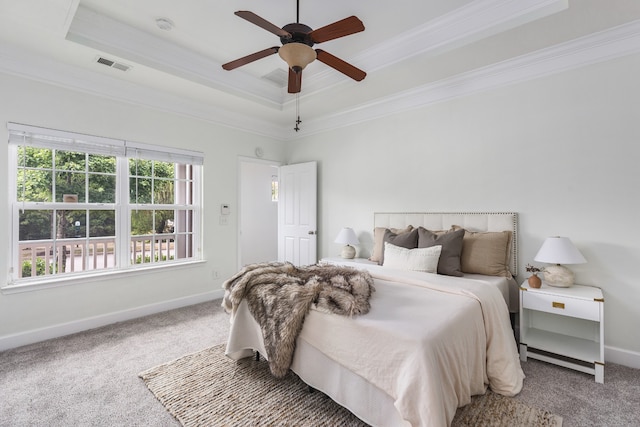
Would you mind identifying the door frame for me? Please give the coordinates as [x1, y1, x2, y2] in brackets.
[237, 156, 281, 270]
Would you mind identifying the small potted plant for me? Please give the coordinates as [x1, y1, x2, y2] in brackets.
[526, 264, 545, 288]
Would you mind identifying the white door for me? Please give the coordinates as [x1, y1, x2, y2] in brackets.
[278, 161, 317, 266]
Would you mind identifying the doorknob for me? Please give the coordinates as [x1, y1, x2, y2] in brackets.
[308, 230, 317, 235]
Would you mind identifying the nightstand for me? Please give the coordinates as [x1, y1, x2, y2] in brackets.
[519, 281, 604, 383]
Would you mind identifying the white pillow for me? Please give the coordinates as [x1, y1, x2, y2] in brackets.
[382, 242, 442, 273]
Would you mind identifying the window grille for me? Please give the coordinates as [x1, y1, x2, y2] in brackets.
[6, 122, 204, 288]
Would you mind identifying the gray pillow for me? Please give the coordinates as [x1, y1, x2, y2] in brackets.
[381, 228, 419, 265]
[369, 226, 413, 264]
[417, 227, 464, 277]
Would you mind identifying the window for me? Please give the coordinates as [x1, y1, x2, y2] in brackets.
[7, 123, 203, 287]
[271, 174, 279, 202]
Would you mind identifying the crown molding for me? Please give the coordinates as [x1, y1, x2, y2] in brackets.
[293, 19, 640, 138]
[66, 5, 286, 110]
[0, 44, 287, 139]
[66, 1, 567, 109]
[299, 0, 568, 99]
[2, 19, 639, 142]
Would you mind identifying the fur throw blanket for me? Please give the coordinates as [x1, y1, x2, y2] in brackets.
[222, 262, 375, 377]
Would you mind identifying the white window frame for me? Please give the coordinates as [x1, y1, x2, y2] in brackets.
[4, 123, 204, 292]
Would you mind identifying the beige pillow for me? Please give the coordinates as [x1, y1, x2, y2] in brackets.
[369, 225, 413, 264]
[453, 226, 512, 277]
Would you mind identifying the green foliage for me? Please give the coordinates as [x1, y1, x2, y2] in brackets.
[18, 148, 118, 204]
[130, 209, 175, 237]
[17, 147, 177, 240]
[134, 254, 174, 264]
[17, 169, 51, 202]
[129, 159, 175, 206]
[88, 211, 116, 237]
[129, 159, 173, 179]
[131, 210, 153, 236]
[18, 146, 52, 169]
[129, 160, 176, 235]
[19, 210, 52, 240]
[21, 258, 56, 277]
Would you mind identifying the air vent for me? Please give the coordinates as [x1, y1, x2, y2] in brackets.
[95, 56, 132, 72]
[111, 62, 131, 72]
[261, 68, 288, 88]
[96, 57, 114, 67]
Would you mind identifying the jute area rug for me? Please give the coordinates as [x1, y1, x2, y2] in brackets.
[139, 344, 562, 427]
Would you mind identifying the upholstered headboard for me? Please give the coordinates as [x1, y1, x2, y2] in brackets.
[373, 212, 519, 276]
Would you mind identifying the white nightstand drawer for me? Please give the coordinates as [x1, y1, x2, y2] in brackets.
[522, 291, 599, 321]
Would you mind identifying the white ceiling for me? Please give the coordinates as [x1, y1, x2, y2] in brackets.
[1, 0, 640, 140]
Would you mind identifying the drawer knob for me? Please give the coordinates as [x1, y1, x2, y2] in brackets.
[552, 301, 565, 309]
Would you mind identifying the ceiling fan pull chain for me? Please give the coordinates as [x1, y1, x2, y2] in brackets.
[294, 94, 302, 132]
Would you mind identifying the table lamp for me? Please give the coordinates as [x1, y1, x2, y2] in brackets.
[334, 227, 360, 259]
[534, 236, 586, 287]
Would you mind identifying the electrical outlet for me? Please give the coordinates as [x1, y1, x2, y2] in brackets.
[212, 270, 219, 279]
[219, 216, 228, 225]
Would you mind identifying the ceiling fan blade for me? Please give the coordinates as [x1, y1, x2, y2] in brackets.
[235, 11, 291, 39]
[222, 47, 279, 71]
[288, 68, 302, 93]
[315, 49, 366, 81]
[310, 16, 364, 43]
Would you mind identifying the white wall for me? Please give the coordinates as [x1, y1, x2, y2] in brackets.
[286, 53, 640, 366]
[0, 73, 285, 348]
[239, 160, 279, 266]
[2, 49, 639, 368]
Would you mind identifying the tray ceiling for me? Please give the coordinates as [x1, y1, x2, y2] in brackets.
[1, 0, 640, 140]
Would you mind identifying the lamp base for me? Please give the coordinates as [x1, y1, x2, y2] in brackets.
[543, 264, 575, 287]
[340, 245, 356, 259]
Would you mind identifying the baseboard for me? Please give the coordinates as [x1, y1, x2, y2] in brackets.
[605, 345, 640, 369]
[4, 293, 639, 370]
[0, 289, 224, 352]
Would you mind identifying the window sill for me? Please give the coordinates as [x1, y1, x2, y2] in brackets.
[1, 259, 207, 295]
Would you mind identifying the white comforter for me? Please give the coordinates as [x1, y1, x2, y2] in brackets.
[226, 265, 524, 427]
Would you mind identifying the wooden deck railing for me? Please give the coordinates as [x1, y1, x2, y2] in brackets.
[18, 234, 176, 278]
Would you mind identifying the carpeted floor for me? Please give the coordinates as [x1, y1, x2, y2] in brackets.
[1, 299, 639, 426]
[139, 344, 561, 427]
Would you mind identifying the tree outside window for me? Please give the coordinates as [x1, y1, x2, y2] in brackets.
[8, 124, 202, 286]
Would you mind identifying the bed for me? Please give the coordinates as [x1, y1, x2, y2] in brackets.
[224, 212, 525, 427]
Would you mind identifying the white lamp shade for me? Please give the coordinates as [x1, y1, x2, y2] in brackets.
[534, 236, 586, 265]
[334, 227, 360, 246]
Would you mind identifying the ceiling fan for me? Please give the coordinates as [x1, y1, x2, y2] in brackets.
[221, 1, 366, 94]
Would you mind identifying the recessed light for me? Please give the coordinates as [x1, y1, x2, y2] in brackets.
[156, 18, 174, 31]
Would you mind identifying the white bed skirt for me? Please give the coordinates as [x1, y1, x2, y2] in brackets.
[226, 299, 408, 426]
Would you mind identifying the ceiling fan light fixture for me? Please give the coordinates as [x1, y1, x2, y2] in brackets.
[278, 43, 316, 71]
